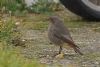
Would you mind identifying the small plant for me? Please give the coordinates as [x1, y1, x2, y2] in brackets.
[0, 0, 61, 14]
[0, 19, 15, 44]
[27, 0, 51, 14]
[0, 0, 26, 14]
[25, 0, 60, 14]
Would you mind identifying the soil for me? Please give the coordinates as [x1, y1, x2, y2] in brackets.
[20, 26, 100, 67]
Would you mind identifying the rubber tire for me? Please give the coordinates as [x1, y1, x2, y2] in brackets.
[60, 0, 100, 20]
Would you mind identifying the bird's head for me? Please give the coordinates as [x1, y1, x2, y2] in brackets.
[49, 16, 60, 24]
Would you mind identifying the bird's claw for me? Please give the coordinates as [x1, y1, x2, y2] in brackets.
[55, 52, 64, 59]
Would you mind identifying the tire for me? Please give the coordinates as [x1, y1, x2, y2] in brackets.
[60, 0, 100, 20]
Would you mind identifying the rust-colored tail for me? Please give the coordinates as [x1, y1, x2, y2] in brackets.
[65, 39, 83, 55]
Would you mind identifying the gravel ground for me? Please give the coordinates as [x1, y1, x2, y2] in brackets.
[20, 26, 100, 67]
[1, 11, 100, 67]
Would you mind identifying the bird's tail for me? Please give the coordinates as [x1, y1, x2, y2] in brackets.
[68, 41, 83, 55]
[74, 47, 83, 55]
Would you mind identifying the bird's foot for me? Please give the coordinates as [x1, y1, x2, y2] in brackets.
[55, 52, 64, 59]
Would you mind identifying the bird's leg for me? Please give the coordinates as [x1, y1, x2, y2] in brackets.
[59, 46, 62, 54]
[55, 45, 64, 59]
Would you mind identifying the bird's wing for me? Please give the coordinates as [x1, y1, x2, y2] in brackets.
[54, 32, 80, 49]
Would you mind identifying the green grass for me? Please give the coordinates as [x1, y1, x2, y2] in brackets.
[0, 0, 25, 12]
[0, 42, 46, 67]
[0, 19, 46, 67]
[0, 19, 15, 43]
[18, 12, 87, 31]
[22, 21, 48, 30]
[64, 21, 86, 28]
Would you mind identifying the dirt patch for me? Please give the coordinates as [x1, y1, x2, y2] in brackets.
[19, 26, 100, 67]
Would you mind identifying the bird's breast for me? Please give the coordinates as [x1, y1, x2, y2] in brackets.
[48, 25, 63, 45]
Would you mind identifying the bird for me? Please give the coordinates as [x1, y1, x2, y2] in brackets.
[48, 16, 83, 57]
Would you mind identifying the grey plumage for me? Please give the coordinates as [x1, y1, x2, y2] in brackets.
[48, 16, 83, 55]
